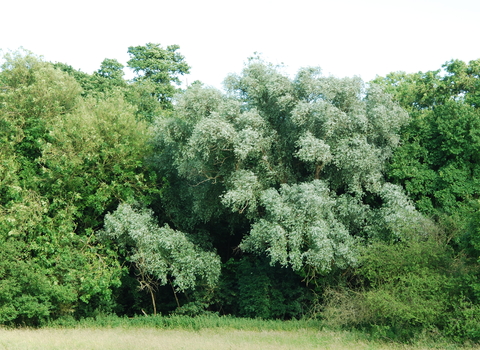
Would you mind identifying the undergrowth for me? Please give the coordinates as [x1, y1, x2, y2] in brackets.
[42, 313, 321, 332]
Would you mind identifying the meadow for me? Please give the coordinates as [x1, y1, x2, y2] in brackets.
[0, 315, 476, 350]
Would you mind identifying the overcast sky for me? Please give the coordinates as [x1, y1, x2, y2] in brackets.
[2, 0, 479, 90]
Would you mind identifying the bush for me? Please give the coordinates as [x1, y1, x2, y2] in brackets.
[322, 235, 480, 342]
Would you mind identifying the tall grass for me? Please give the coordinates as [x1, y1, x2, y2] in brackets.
[44, 313, 321, 331]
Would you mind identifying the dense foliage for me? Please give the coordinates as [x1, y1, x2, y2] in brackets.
[0, 50, 156, 323]
[152, 61, 423, 278]
[1, 47, 479, 343]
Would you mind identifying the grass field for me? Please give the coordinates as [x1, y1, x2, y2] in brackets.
[0, 315, 475, 350]
[0, 327, 464, 350]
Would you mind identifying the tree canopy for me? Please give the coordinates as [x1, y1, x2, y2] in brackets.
[152, 59, 424, 282]
[127, 43, 190, 111]
[0, 50, 156, 323]
[373, 59, 480, 261]
[1, 47, 480, 342]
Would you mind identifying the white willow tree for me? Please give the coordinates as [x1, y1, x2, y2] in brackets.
[99, 203, 221, 313]
[152, 59, 425, 280]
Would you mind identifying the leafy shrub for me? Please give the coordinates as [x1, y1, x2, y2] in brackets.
[322, 235, 477, 342]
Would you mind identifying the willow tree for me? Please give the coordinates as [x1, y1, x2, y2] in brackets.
[152, 59, 425, 282]
[99, 203, 221, 314]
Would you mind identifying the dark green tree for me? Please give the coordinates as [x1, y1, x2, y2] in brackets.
[53, 58, 127, 96]
[374, 59, 480, 219]
[374, 60, 480, 272]
[127, 43, 190, 111]
[373, 60, 480, 341]
[97, 58, 125, 81]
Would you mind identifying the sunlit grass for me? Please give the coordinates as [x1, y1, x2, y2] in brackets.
[0, 315, 475, 350]
[0, 327, 460, 350]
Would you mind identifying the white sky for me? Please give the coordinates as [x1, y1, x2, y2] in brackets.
[1, 0, 479, 90]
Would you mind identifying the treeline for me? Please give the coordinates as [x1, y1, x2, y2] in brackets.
[0, 46, 479, 342]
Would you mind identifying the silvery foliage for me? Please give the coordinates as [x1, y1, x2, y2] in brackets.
[153, 61, 421, 275]
[242, 180, 356, 273]
[99, 203, 220, 291]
